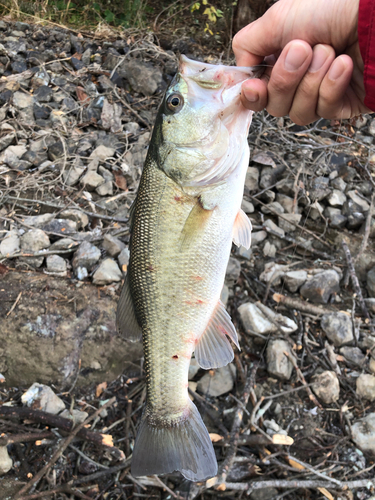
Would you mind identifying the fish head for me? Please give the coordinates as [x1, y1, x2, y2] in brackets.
[155, 55, 263, 188]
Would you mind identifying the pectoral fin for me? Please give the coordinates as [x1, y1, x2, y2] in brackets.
[116, 274, 142, 342]
[179, 199, 213, 251]
[232, 209, 252, 249]
[194, 300, 240, 369]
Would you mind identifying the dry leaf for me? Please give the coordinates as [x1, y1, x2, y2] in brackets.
[114, 170, 127, 191]
[272, 434, 294, 445]
[205, 477, 217, 488]
[0, 264, 8, 276]
[318, 488, 334, 500]
[209, 433, 223, 443]
[96, 381, 107, 398]
[288, 458, 305, 470]
[101, 433, 114, 447]
[217, 483, 226, 491]
[252, 151, 277, 167]
[76, 86, 89, 105]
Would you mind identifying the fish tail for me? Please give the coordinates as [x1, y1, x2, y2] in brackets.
[131, 401, 217, 481]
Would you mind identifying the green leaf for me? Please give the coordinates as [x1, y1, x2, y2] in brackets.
[104, 8, 115, 23]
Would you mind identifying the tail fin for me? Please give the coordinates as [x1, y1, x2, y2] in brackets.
[131, 401, 217, 482]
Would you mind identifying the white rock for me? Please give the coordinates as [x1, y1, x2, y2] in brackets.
[251, 231, 267, 245]
[267, 339, 294, 380]
[238, 302, 297, 336]
[23, 213, 55, 228]
[0, 230, 20, 256]
[60, 209, 89, 229]
[278, 213, 302, 232]
[60, 409, 88, 424]
[118, 247, 130, 269]
[197, 364, 236, 397]
[13, 91, 34, 109]
[263, 241, 276, 257]
[92, 258, 122, 285]
[21, 383, 65, 414]
[63, 165, 85, 186]
[0, 446, 12, 475]
[352, 413, 375, 453]
[245, 167, 259, 190]
[46, 255, 67, 275]
[20, 229, 50, 252]
[96, 180, 113, 196]
[283, 270, 307, 293]
[89, 145, 115, 161]
[241, 199, 254, 214]
[260, 262, 286, 285]
[327, 189, 346, 207]
[263, 219, 285, 238]
[81, 171, 105, 190]
[312, 371, 340, 404]
[356, 374, 375, 401]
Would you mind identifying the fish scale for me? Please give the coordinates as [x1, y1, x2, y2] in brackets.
[117, 55, 260, 481]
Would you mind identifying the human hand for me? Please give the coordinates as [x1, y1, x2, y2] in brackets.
[232, 0, 371, 124]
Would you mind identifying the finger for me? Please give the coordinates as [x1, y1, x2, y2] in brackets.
[265, 40, 313, 117]
[316, 55, 354, 119]
[288, 44, 336, 125]
[240, 78, 268, 112]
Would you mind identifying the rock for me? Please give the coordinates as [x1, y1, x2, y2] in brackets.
[238, 302, 297, 336]
[63, 165, 85, 186]
[250, 488, 279, 500]
[76, 266, 88, 280]
[101, 99, 122, 133]
[0, 230, 20, 256]
[356, 374, 375, 401]
[103, 234, 125, 257]
[0, 133, 15, 152]
[92, 258, 122, 285]
[189, 358, 200, 380]
[251, 231, 267, 245]
[331, 176, 347, 192]
[276, 194, 296, 213]
[81, 171, 105, 190]
[42, 219, 77, 235]
[241, 199, 254, 213]
[260, 262, 286, 285]
[266, 339, 294, 380]
[327, 189, 346, 206]
[245, 167, 259, 190]
[320, 312, 353, 346]
[352, 413, 375, 453]
[283, 270, 307, 293]
[96, 180, 113, 196]
[0, 446, 12, 475]
[367, 267, 375, 297]
[347, 190, 370, 212]
[263, 241, 276, 257]
[21, 383, 65, 414]
[34, 85, 53, 102]
[50, 238, 77, 253]
[365, 298, 375, 313]
[118, 247, 130, 270]
[20, 228, 50, 268]
[278, 213, 302, 232]
[60, 409, 88, 424]
[370, 357, 375, 374]
[347, 212, 365, 230]
[123, 60, 163, 96]
[72, 241, 101, 271]
[124, 121, 140, 135]
[309, 176, 331, 201]
[312, 371, 340, 404]
[308, 201, 324, 220]
[220, 284, 229, 306]
[46, 255, 67, 275]
[324, 207, 347, 229]
[340, 346, 365, 366]
[225, 257, 241, 285]
[263, 219, 285, 238]
[197, 364, 236, 397]
[89, 144, 115, 162]
[23, 213, 55, 228]
[13, 90, 33, 108]
[300, 270, 340, 304]
[261, 201, 284, 215]
[60, 209, 89, 229]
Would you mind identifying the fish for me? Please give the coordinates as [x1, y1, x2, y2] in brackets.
[117, 55, 261, 482]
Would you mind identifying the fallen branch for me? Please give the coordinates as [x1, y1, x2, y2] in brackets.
[273, 293, 332, 316]
[216, 478, 375, 492]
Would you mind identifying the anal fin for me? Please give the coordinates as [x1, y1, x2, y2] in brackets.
[194, 300, 240, 369]
[233, 208, 252, 249]
[116, 274, 142, 342]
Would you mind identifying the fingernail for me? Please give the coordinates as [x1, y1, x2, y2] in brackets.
[328, 57, 347, 81]
[309, 44, 330, 72]
[284, 43, 310, 71]
[244, 87, 259, 103]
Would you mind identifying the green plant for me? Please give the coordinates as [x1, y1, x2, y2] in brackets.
[191, 0, 223, 35]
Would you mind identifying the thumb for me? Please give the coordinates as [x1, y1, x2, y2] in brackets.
[232, 6, 286, 67]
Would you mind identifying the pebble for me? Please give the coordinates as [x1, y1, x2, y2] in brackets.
[323, 207, 347, 229]
[21, 383, 65, 414]
[263, 219, 285, 238]
[92, 258, 122, 285]
[60, 209, 89, 229]
[312, 370, 340, 404]
[339, 346, 365, 366]
[367, 266, 375, 297]
[197, 363, 236, 397]
[103, 234, 125, 257]
[23, 213, 55, 228]
[320, 312, 353, 346]
[89, 144, 115, 161]
[352, 413, 375, 453]
[283, 270, 307, 293]
[261, 201, 284, 215]
[251, 230, 267, 245]
[331, 176, 347, 192]
[60, 409, 89, 424]
[266, 339, 294, 380]
[80, 171, 105, 190]
[0, 446, 12, 475]
[118, 247, 130, 270]
[327, 189, 346, 206]
[263, 241, 276, 257]
[346, 190, 370, 212]
[260, 262, 286, 286]
[356, 374, 375, 401]
[300, 270, 340, 304]
[72, 241, 101, 271]
[245, 167, 259, 190]
[0, 230, 20, 256]
[238, 302, 297, 336]
[96, 180, 113, 196]
[46, 254, 67, 275]
[278, 213, 302, 232]
[13, 90, 33, 108]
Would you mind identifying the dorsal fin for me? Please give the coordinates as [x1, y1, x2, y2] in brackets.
[116, 274, 142, 342]
[194, 300, 240, 369]
[233, 208, 252, 249]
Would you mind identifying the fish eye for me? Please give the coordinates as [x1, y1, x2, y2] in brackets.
[166, 93, 184, 113]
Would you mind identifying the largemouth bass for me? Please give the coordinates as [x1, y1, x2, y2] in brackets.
[117, 56, 259, 481]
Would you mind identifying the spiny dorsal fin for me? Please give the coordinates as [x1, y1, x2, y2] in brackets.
[233, 208, 252, 249]
[194, 300, 240, 369]
[116, 274, 142, 342]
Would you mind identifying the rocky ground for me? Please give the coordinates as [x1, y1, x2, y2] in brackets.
[0, 18, 375, 500]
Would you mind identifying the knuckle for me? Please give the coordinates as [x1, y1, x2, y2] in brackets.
[270, 74, 295, 95]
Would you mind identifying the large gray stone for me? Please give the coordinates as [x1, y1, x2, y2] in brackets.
[123, 60, 163, 96]
[21, 383, 65, 414]
[197, 363, 236, 397]
[46, 255, 67, 275]
[300, 270, 340, 304]
[0, 230, 20, 257]
[92, 258, 122, 285]
[266, 339, 294, 380]
[103, 234, 125, 257]
[320, 312, 353, 346]
[0, 446, 12, 475]
[356, 374, 375, 401]
[352, 413, 375, 453]
[72, 241, 101, 271]
[312, 370, 340, 404]
[283, 270, 307, 293]
[239, 302, 297, 336]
